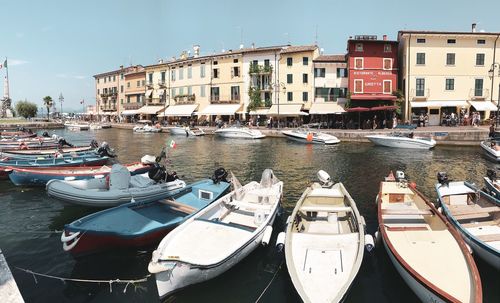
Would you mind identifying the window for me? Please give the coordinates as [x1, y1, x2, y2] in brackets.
[302, 92, 308, 102]
[287, 74, 293, 84]
[200, 85, 205, 97]
[477, 39, 486, 45]
[447, 39, 456, 44]
[287, 57, 293, 66]
[416, 38, 426, 43]
[336, 68, 347, 78]
[148, 73, 153, 83]
[303, 57, 309, 65]
[231, 86, 240, 100]
[200, 63, 206, 78]
[253, 60, 258, 66]
[137, 95, 142, 103]
[264, 59, 270, 66]
[213, 68, 219, 78]
[211, 87, 219, 97]
[187, 65, 192, 79]
[354, 58, 363, 69]
[355, 43, 363, 51]
[161, 71, 166, 83]
[136, 80, 140, 87]
[476, 53, 485, 66]
[416, 78, 425, 96]
[120, 85, 123, 93]
[179, 87, 184, 95]
[416, 53, 425, 65]
[104, 77, 106, 83]
[232, 66, 240, 77]
[314, 68, 326, 77]
[302, 73, 308, 84]
[287, 92, 293, 101]
[354, 79, 363, 93]
[187, 86, 192, 95]
[179, 67, 184, 80]
[120, 98, 123, 104]
[233, 59, 238, 63]
[445, 79, 455, 91]
[120, 73, 124, 80]
[127, 82, 130, 88]
[475, 79, 483, 97]
[171, 68, 176, 81]
[171, 88, 176, 96]
[446, 53, 455, 65]
[383, 58, 392, 70]
[113, 75, 116, 81]
[384, 44, 391, 52]
[127, 96, 130, 103]
[141, 80, 145, 86]
[97, 78, 100, 84]
[97, 89, 100, 94]
[108, 76, 111, 82]
[383, 80, 392, 94]
[213, 61, 218, 65]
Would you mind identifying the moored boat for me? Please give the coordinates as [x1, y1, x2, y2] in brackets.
[64, 121, 90, 131]
[60, 169, 231, 256]
[436, 173, 500, 271]
[483, 169, 500, 199]
[214, 126, 266, 139]
[378, 171, 482, 303]
[148, 169, 282, 299]
[480, 138, 500, 162]
[284, 170, 366, 303]
[366, 132, 436, 149]
[282, 128, 340, 144]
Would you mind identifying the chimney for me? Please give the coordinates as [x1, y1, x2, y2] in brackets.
[119, 65, 124, 69]
[239, 44, 244, 49]
[472, 23, 477, 33]
[383, 35, 387, 41]
[158, 59, 163, 64]
[193, 45, 200, 58]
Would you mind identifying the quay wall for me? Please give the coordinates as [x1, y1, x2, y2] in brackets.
[0, 122, 64, 130]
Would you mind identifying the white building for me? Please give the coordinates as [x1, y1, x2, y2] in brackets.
[312, 54, 348, 116]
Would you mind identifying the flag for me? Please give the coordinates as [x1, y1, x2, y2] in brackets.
[167, 139, 177, 149]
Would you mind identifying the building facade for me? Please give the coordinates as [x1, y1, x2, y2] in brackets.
[347, 35, 398, 107]
[399, 28, 500, 125]
[122, 66, 146, 119]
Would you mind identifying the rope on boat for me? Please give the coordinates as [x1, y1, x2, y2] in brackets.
[254, 259, 284, 303]
[15, 267, 150, 293]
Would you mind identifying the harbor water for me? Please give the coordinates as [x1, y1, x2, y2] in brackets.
[0, 128, 498, 302]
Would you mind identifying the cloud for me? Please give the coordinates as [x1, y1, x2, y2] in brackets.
[9, 59, 29, 66]
[56, 73, 87, 80]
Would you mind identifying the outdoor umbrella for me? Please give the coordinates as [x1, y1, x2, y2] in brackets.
[347, 107, 370, 129]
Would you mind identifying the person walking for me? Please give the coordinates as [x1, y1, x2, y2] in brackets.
[392, 116, 397, 129]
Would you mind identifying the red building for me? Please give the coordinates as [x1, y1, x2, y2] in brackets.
[347, 35, 398, 106]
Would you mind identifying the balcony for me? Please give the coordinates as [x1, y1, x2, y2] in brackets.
[146, 81, 154, 89]
[411, 88, 430, 101]
[249, 63, 273, 74]
[100, 103, 116, 111]
[122, 102, 142, 110]
[469, 88, 489, 101]
[158, 80, 167, 88]
[174, 94, 196, 104]
[210, 95, 240, 104]
[315, 95, 344, 102]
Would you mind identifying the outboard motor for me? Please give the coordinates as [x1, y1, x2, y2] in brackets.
[437, 172, 449, 186]
[58, 137, 74, 147]
[90, 139, 99, 148]
[166, 171, 179, 182]
[97, 141, 116, 158]
[148, 163, 167, 182]
[211, 167, 228, 184]
[42, 131, 50, 137]
[487, 169, 496, 181]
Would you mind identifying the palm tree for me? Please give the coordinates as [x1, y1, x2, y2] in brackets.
[43, 96, 53, 120]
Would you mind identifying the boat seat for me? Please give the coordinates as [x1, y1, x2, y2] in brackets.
[476, 233, 500, 242]
[382, 209, 433, 216]
[228, 200, 272, 211]
[299, 206, 352, 213]
[449, 194, 468, 206]
[462, 220, 498, 228]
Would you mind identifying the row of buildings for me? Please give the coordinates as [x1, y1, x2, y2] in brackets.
[93, 24, 500, 126]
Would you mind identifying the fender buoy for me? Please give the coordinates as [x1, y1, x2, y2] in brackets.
[409, 182, 417, 189]
[306, 133, 313, 142]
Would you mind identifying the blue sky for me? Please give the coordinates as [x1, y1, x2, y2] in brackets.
[0, 0, 499, 112]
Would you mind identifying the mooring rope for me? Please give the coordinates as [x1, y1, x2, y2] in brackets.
[15, 267, 150, 293]
[254, 259, 284, 303]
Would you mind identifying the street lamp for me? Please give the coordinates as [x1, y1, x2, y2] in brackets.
[271, 82, 286, 128]
[488, 62, 500, 126]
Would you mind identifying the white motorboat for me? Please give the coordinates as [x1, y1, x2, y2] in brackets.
[148, 169, 283, 299]
[214, 127, 266, 139]
[282, 128, 340, 144]
[284, 170, 366, 303]
[64, 122, 90, 131]
[378, 171, 482, 303]
[484, 169, 500, 199]
[187, 127, 205, 136]
[46, 164, 185, 207]
[167, 126, 205, 136]
[366, 132, 436, 149]
[480, 138, 500, 162]
[133, 123, 162, 133]
[436, 173, 500, 271]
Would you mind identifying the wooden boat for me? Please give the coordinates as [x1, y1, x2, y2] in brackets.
[148, 169, 282, 299]
[8, 162, 151, 186]
[366, 132, 436, 149]
[436, 173, 500, 271]
[0, 150, 98, 160]
[2, 145, 94, 156]
[284, 170, 365, 303]
[47, 164, 186, 207]
[61, 172, 231, 257]
[378, 171, 482, 303]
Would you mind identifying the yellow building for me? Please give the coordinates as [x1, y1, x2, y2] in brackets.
[121, 66, 146, 120]
[275, 45, 319, 117]
[399, 27, 500, 125]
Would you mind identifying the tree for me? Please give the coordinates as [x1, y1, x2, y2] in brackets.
[15, 100, 38, 119]
[43, 96, 53, 120]
[247, 87, 262, 112]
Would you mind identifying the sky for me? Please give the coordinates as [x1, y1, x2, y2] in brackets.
[0, 0, 499, 112]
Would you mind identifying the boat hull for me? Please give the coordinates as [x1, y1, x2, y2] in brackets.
[366, 135, 436, 149]
[480, 141, 500, 162]
[214, 128, 265, 139]
[168, 127, 189, 136]
[282, 131, 340, 144]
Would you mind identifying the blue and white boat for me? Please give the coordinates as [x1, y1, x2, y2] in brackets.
[0, 153, 109, 169]
[60, 170, 231, 257]
[436, 173, 500, 271]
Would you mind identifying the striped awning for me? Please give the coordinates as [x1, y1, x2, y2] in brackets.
[121, 110, 139, 116]
[137, 105, 165, 115]
[158, 104, 198, 117]
[197, 104, 242, 116]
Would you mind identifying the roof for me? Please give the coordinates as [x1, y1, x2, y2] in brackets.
[280, 45, 318, 54]
[93, 65, 143, 78]
[313, 54, 346, 62]
[348, 39, 398, 44]
[398, 30, 500, 37]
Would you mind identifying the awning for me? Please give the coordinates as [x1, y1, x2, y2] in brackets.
[102, 111, 117, 116]
[411, 101, 467, 108]
[267, 104, 308, 116]
[351, 94, 397, 101]
[121, 110, 139, 116]
[158, 104, 198, 117]
[146, 90, 153, 98]
[468, 101, 498, 111]
[197, 104, 242, 116]
[249, 108, 270, 115]
[137, 105, 165, 115]
[309, 103, 346, 114]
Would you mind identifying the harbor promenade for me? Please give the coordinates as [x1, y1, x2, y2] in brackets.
[111, 123, 489, 146]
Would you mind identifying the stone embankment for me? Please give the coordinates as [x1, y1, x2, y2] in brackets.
[0, 121, 64, 130]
